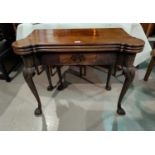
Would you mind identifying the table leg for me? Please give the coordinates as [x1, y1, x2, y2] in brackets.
[105, 65, 113, 90]
[79, 66, 83, 77]
[23, 67, 42, 116]
[45, 65, 54, 91]
[113, 64, 117, 76]
[56, 66, 64, 90]
[144, 57, 154, 81]
[117, 66, 135, 115]
[83, 66, 86, 76]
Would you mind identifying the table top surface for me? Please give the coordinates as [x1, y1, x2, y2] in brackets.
[12, 28, 145, 55]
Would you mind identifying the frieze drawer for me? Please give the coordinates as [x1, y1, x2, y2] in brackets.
[59, 53, 97, 65]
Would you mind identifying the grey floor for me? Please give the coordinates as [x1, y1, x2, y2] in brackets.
[0, 60, 155, 131]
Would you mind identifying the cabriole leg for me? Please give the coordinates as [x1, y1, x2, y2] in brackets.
[23, 67, 42, 116]
[56, 66, 64, 91]
[117, 66, 135, 115]
[144, 57, 155, 81]
[45, 65, 54, 91]
[105, 65, 113, 90]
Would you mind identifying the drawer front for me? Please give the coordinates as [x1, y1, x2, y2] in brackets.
[59, 53, 97, 65]
[40, 52, 117, 66]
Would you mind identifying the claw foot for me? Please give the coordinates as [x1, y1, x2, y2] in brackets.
[47, 85, 54, 91]
[105, 85, 111, 91]
[57, 84, 64, 91]
[34, 107, 42, 116]
[117, 107, 126, 115]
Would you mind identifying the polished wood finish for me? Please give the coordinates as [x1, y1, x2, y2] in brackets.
[12, 28, 144, 55]
[60, 53, 96, 64]
[12, 28, 144, 116]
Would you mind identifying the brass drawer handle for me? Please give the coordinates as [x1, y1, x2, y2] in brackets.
[71, 54, 85, 63]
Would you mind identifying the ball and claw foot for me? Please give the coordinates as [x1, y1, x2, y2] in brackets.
[34, 107, 42, 116]
[57, 83, 64, 91]
[47, 85, 54, 91]
[105, 85, 111, 91]
[117, 107, 126, 115]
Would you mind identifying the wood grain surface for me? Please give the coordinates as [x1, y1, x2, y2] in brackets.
[12, 28, 144, 55]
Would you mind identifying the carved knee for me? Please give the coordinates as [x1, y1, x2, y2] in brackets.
[122, 66, 136, 82]
[23, 67, 35, 81]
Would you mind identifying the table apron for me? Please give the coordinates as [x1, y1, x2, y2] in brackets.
[40, 52, 117, 66]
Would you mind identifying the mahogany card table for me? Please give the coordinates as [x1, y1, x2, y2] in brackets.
[12, 28, 144, 116]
